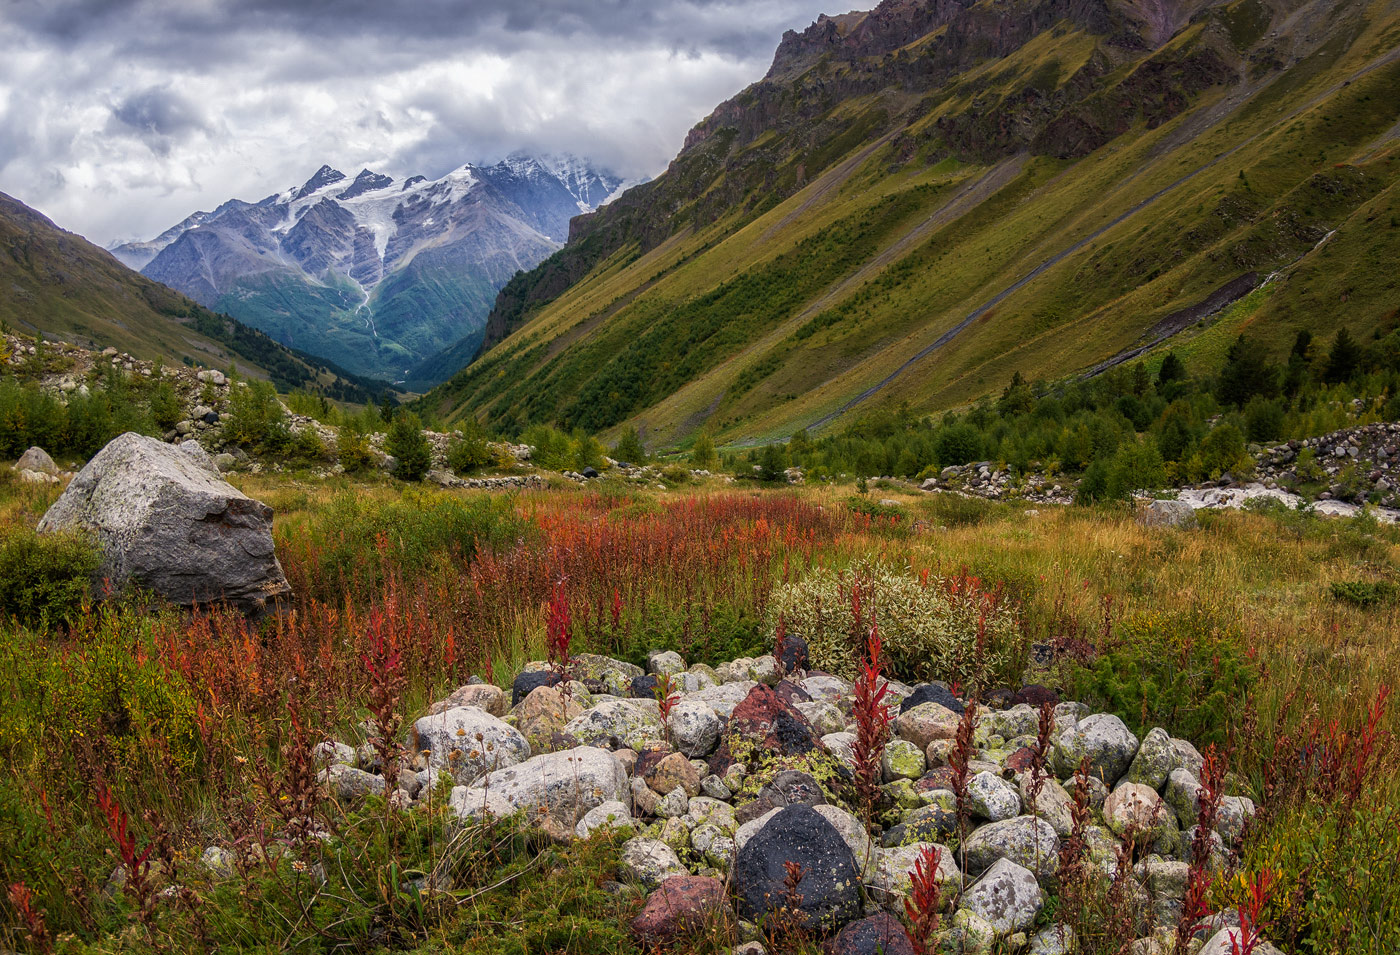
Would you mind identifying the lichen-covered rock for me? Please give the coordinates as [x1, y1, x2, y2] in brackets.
[823, 732, 857, 770]
[449, 746, 627, 824]
[630, 875, 728, 942]
[1171, 738, 1205, 777]
[16, 446, 59, 475]
[796, 701, 846, 736]
[895, 701, 962, 750]
[428, 683, 508, 717]
[620, 838, 688, 890]
[1029, 925, 1076, 954]
[1018, 775, 1075, 837]
[512, 685, 585, 750]
[413, 706, 530, 785]
[731, 804, 862, 934]
[979, 704, 1040, 740]
[1138, 499, 1197, 529]
[668, 700, 723, 757]
[1216, 795, 1256, 843]
[645, 752, 703, 798]
[901, 683, 965, 715]
[575, 800, 634, 840]
[1122, 728, 1179, 789]
[571, 653, 645, 696]
[1162, 768, 1202, 825]
[1104, 782, 1172, 839]
[887, 799, 958, 845]
[563, 699, 664, 750]
[647, 650, 686, 676]
[656, 786, 690, 818]
[960, 857, 1043, 934]
[867, 843, 960, 909]
[716, 684, 825, 768]
[683, 681, 757, 719]
[961, 815, 1060, 881]
[813, 804, 878, 877]
[321, 763, 385, 802]
[37, 432, 291, 613]
[1140, 860, 1190, 900]
[946, 909, 997, 954]
[511, 668, 564, 706]
[1052, 713, 1139, 785]
[795, 674, 853, 708]
[968, 771, 1021, 822]
[881, 739, 926, 781]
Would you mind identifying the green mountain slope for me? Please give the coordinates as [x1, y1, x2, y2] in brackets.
[0, 192, 385, 402]
[424, 0, 1400, 447]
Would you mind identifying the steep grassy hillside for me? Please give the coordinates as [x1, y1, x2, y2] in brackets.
[424, 0, 1400, 447]
[0, 192, 385, 401]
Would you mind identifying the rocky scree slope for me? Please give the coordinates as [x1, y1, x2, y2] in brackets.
[0, 193, 375, 400]
[117, 156, 630, 386]
[427, 0, 1400, 449]
[300, 644, 1270, 952]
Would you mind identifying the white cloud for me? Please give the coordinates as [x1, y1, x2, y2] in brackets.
[0, 0, 833, 246]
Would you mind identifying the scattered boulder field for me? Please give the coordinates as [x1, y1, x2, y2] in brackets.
[301, 645, 1270, 954]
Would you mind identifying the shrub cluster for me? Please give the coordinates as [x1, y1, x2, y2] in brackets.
[0, 528, 100, 627]
[768, 562, 1020, 686]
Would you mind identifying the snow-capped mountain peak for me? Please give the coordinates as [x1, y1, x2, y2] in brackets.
[109, 153, 629, 384]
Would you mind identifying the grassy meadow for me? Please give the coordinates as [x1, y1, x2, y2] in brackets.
[1, 469, 1398, 953]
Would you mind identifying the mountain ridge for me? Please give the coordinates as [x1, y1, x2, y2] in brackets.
[423, 0, 1400, 447]
[0, 190, 383, 403]
[116, 154, 636, 385]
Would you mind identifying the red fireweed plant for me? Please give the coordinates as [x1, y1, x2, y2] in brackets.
[1178, 744, 1228, 951]
[852, 621, 894, 829]
[903, 844, 945, 955]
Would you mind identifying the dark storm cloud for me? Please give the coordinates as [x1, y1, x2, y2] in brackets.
[0, 0, 835, 244]
[13, 0, 803, 62]
[107, 86, 208, 154]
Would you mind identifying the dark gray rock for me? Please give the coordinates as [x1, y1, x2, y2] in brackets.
[732, 804, 862, 935]
[901, 682, 965, 715]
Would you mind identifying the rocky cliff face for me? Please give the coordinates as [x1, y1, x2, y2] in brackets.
[115, 155, 629, 384]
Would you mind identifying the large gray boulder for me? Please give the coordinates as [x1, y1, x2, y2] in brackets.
[36, 433, 290, 613]
[448, 746, 628, 824]
[412, 706, 530, 786]
[959, 857, 1044, 934]
[16, 446, 59, 475]
[1138, 499, 1197, 529]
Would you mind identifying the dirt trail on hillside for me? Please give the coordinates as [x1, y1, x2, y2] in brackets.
[803, 36, 1400, 433]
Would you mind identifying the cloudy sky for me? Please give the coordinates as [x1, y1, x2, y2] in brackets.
[0, 0, 834, 247]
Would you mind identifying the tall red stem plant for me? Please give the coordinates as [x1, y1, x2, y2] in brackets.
[902, 845, 945, 955]
[851, 621, 893, 829]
